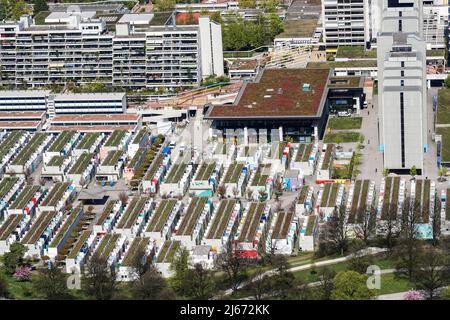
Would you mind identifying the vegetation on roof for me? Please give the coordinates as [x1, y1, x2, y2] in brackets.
[305, 215, 317, 236]
[11, 133, 47, 165]
[10, 186, 40, 209]
[104, 130, 126, 147]
[251, 164, 271, 186]
[436, 127, 450, 162]
[146, 199, 177, 233]
[117, 197, 148, 229]
[206, 199, 236, 239]
[272, 211, 294, 239]
[48, 131, 75, 152]
[307, 60, 377, 69]
[0, 131, 25, 161]
[69, 153, 93, 174]
[50, 207, 83, 248]
[321, 144, 334, 170]
[327, 117, 362, 130]
[41, 183, 70, 207]
[323, 132, 362, 144]
[336, 46, 377, 59]
[177, 197, 207, 236]
[77, 132, 100, 150]
[47, 155, 65, 167]
[223, 162, 244, 184]
[165, 163, 188, 184]
[156, 240, 181, 264]
[276, 19, 318, 38]
[22, 212, 57, 244]
[0, 177, 19, 199]
[195, 162, 216, 181]
[102, 150, 123, 166]
[238, 202, 265, 242]
[437, 89, 450, 125]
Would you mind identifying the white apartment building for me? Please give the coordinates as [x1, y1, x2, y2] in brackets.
[422, 1, 448, 49]
[377, 0, 427, 174]
[53, 92, 126, 115]
[0, 13, 224, 90]
[0, 90, 51, 112]
[322, 0, 370, 46]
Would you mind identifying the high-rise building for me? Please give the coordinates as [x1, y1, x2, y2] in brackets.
[0, 13, 224, 90]
[377, 0, 427, 174]
[322, 0, 370, 47]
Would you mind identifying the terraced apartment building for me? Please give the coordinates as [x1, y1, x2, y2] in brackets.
[0, 12, 223, 90]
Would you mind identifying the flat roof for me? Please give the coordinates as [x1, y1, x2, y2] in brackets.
[0, 111, 45, 119]
[47, 125, 136, 132]
[276, 18, 318, 38]
[0, 90, 51, 97]
[46, 11, 96, 21]
[51, 113, 140, 123]
[118, 13, 154, 25]
[54, 92, 126, 101]
[206, 68, 330, 119]
[229, 59, 258, 70]
[328, 77, 363, 88]
[0, 121, 41, 129]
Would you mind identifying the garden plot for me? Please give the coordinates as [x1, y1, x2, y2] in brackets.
[47, 207, 85, 259]
[0, 131, 26, 177]
[160, 160, 194, 197]
[190, 161, 222, 197]
[141, 150, 170, 193]
[118, 237, 153, 281]
[290, 143, 317, 176]
[379, 177, 405, 220]
[67, 153, 95, 187]
[156, 240, 181, 277]
[299, 214, 319, 251]
[65, 230, 95, 274]
[128, 129, 149, 159]
[7, 132, 51, 175]
[316, 183, 345, 217]
[8, 185, 42, 216]
[410, 179, 436, 228]
[211, 142, 236, 163]
[144, 199, 182, 246]
[0, 213, 27, 254]
[221, 161, 248, 198]
[44, 131, 79, 163]
[100, 130, 131, 161]
[94, 200, 122, 234]
[96, 150, 126, 183]
[203, 199, 241, 252]
[74, 132, 103, 156]
[248, 163, 273, 201]
[21, 211, 60, 258]
[317, 144, 335, 180]
[93, 233, 127, 267]
[295, 185, 315, 215]
[173, 197, 212, 249]
[266, 210, 297, 254]
[236, 145, 261, 170]
[234, 202, 271, 257]
[0, 177, 23, 204]
[42, 155, 71, 182]
[124, 147, 146, 179]
[116, 197, 153, 237]
[346, 180, 373, 224]
[39, 182, 75, 213]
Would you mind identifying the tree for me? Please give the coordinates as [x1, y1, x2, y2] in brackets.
[3, 243, 27, 274]
[445, 75, 450, 89]
[318, 203, 348, 256]
[238, 0, 256, 8]
[269, 255, 297, 299]
[410, 165, 417, 179]
[132, 265, 175, 300]
[84, 255, 117, 300]
[273, 178, 283, 201]
[438, 166, 448, 182]
[248, 266, 271, 300]
[11, 0, 27, 20]
[13, 266, 32, 281]
[0, 275, 9, 299]
[397, 197, 421, 280]
[354, 204, 375, 244]
[32, 0, 48, 14]
[348, 251, 374, 274]
[414, 248, 448, 300]
[258, 189, 268, 202]
[316, 267, 336, 300]
[382, 168, 390, 177]
[33, 266, 72, 300]
[118, 191, 128, 207]
[267, 12, 283, 39]
[153, 0, 176, 12]
[331, 271, 375, 300]
[432, 194, 441, 246]
[214, 241, 248, 293]
[217, 184, 227, 199]
[182, 263, 216, 300]
[169, 247, 190, 296]
[403, 290, 425, 300]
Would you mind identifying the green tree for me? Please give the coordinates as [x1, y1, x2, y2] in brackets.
[132, 265, 175, 300]
[32, 0, 48, 15]
[414, 249, 448, 300]
[153, 0, 176, 12]
[445, 75, 450, 89]
[3, 242, 27, 274]
[0, 274, 9, 298]
[260, 0, 279, 11]
[0, 0, 10, 21]
[267, 12, 283, 38]
[182, 263, 216, 300]
[11, 0, 27, 20]
[84, 255, 117, 300]
[238, 0, 256, 8]
[382, 168, 390, 177]
[331, 271, 375, 300]
[33, 266, 72, 300]
[410, 165, 417, 179]
[169, 247, 190, 296]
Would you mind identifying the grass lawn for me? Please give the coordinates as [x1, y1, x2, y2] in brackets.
[336, 46, 377, 59]
[376, 273, 415, 296]
[323, 132, 362, 143]
[437, 127, 450, 162]
[437, 89, 450, 124]
[327, 117, 363, 130]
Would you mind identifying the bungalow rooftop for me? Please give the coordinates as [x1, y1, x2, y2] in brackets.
[205, 68, 332, 141]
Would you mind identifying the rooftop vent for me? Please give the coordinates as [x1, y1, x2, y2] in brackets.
[264, 95, 272, 98]
[303, 83, 311, 92]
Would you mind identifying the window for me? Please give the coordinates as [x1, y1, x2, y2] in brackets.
[400, 80, 404, 86]
[398, 20, 402, 32]
[401, 70, 404, 77]
[401, 61, 405, 68]
[400, 92, 405, 167]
